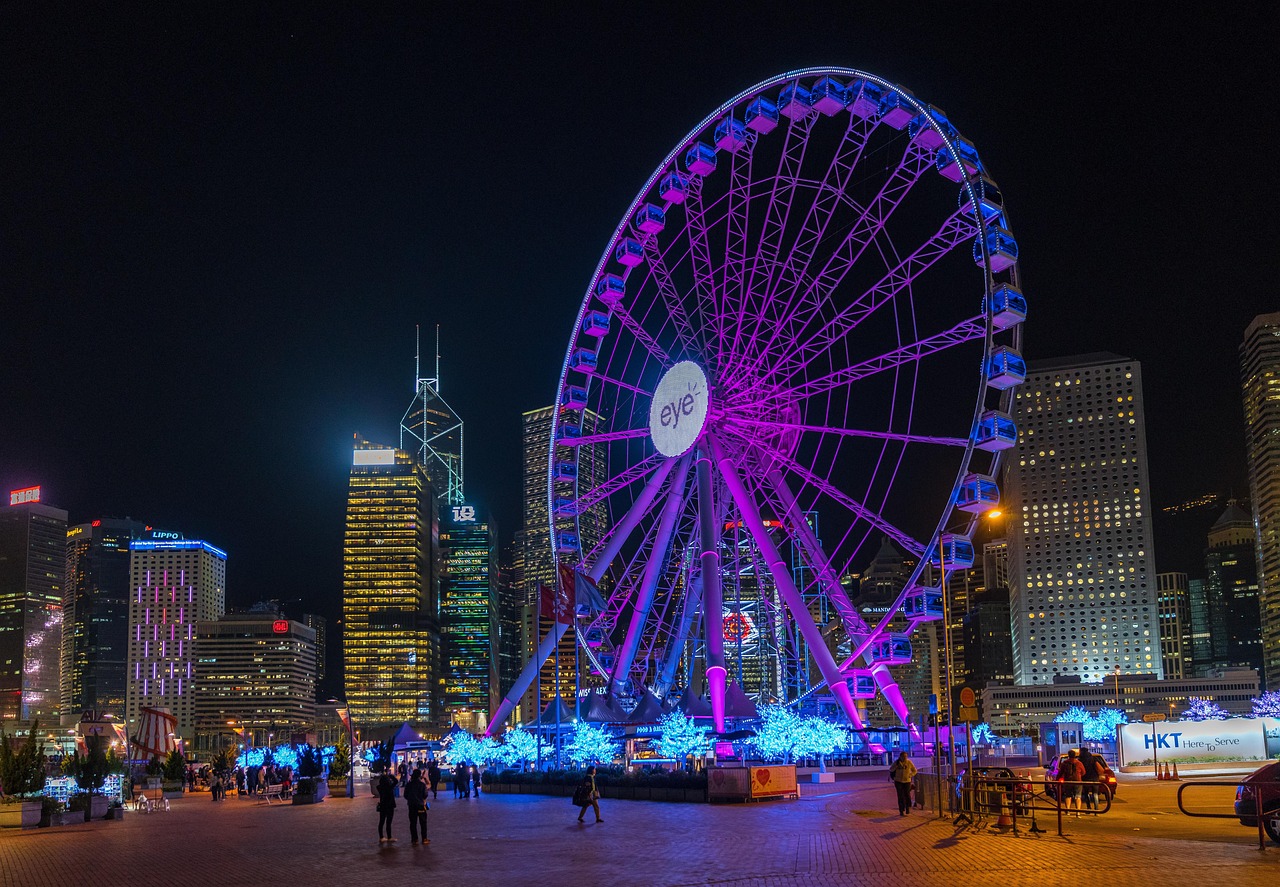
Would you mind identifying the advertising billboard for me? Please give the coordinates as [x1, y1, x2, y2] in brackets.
[1117, 717, 1280, 767]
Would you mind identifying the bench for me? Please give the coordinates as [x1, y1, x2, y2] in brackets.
[260, 784, 284, 805]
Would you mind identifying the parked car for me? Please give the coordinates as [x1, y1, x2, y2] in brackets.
[1234, 760, 1280, 844]
[954, 766, 1033, 813]
[1044, 752, 1118, 802]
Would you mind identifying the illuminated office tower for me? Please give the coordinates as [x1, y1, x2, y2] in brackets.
[1242, 313, 1280, 689]
[125, 534, 227, 740]
[0, 487, 67, 726]
[516, 406, 606, 712]
[1005, 353, 1162, 684]
[63, 517, 146, 721]
[401, 328, 464, 506]
[194, 612, 316, 749]
[1203, 502, 1262, 674]
[440, 504, 498, 731]
[1156, 571, 1191, 679]
[301, 613, 327, 685]
[342, 438, 442, 730]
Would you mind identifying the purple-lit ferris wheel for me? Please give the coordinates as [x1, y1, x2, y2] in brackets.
[494, 68, 1026, 738]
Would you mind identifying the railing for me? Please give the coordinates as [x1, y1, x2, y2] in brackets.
[928, 775, 1113, 836]
[1176, 779, 1273, 852]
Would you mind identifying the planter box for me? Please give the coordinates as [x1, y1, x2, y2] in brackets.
[106, 806, 126, 820]
[162, 784, 184, 800]
[810, 772, 836, 784]
[51, 812, 84, 827]
[685, 788, 707, 803]
[0, 801, 43, 829]
[327, 779, 349, 797]
[90, 795, 110, 820]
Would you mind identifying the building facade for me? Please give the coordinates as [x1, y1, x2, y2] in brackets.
[1242, 312, 1280, 690]
[440, 503, 498, 731]
[193, 612, 317, 750]
[1156, 571, 1192, 679]
[342, 437, 442, 731]
[125, 536, 227, 740]
[1203, 502, 1263, 674]
[963, 586, 1014, 687]
[62, 518, 145, 722]
[1005, 353, 1162, 684]
[0, 489, 67, 727]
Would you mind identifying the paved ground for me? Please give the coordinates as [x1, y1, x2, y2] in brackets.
[1, 774, 1275, 887]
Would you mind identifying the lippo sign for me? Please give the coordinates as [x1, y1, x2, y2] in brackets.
[1117, 717, 1280, 767]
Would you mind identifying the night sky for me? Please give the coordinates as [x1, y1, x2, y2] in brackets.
[2, 5, 1276, 685]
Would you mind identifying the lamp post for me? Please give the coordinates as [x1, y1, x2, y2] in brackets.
[1113, 665, 1121, 706]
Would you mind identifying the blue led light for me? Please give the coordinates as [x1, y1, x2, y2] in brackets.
[130, 539, 228, 558]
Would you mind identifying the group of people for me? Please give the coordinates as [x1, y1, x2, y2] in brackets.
[375, 759, 484, 846]
[1056, 748, 1105, 815]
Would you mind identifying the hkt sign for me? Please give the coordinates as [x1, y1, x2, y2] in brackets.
[649, 361, 711, 457]
[1117, 718, 1279, 766]
[451, 505, 477, 523]
[9, 486, 41, 506]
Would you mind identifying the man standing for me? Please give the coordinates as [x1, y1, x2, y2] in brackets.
[1058, 750, 1086, 817]
[404, 768, 430, 845]
[889, 751, 917, 816]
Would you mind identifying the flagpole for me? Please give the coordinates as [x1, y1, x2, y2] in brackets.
[555, 571, 562, 769]
[536, 585, 543, 773]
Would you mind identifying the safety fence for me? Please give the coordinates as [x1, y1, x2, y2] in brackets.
[914, 773, 1113, 836]
[1176, 779, 1277, 852]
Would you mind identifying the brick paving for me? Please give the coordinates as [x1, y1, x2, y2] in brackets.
[1, 779, 1275, 887]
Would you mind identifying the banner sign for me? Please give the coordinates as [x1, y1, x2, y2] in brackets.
[1117, 717, 1280, 767]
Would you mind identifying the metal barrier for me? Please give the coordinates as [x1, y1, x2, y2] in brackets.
[1176, 779, 1273, 852]
[949, 775, 1112, 836]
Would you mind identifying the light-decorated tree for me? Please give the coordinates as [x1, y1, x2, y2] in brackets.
[1251, 690, 1280, 719]
[1053, 706, 1092, 725]
[1181, 697, 1230, 721]
[494, 729, 544, 770]
[749, 705, 804, 762]
[970, 722, 997, 745]
[1085, 707, 1128, 740]
[442, 732, 499, 766]
[655, 711, 713, 763]
[793, 716, 849, 771]
[564, 722, 620, 768]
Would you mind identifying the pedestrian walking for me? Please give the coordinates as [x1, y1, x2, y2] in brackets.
[376, 771, 398, 843]
[405, 768, 430, 845]
[1079, 749, 1101, 811]
[1058, 749, 1086, 817]
[427, 760, 440, 800]
[573, 766, 603, 823]
[889, 751, 917, 816]
[470, 763, 481, 797]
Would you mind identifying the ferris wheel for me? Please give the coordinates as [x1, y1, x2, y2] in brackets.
[491, 67, 1025, 738]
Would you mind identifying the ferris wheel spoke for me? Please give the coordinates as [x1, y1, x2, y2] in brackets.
[783, 209, 979, 379]
[610, 455, 693, 694]
[769, 315, 986, 404]
[732, 114, 878, 383]
[579, 454, 672, 570]
[725, 427, 925, 558]
[605, 294, 673, 368]
[721, 138, 758, 376]
[588, 370, 653, 399]
[682, 177, 723, 363]
[722, 414, 967, 448]
[743, 140, 937, 384]
[642, 236, 703, 356]
[560, 426, 652, 450]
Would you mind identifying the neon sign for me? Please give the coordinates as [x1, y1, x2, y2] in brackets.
[9, 486, 40, 506]
[272, 620, 289, 634]
[451, 505, 477, 522]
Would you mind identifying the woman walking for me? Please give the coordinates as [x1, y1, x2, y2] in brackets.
[573, 766, 603, 823]
[427, 760, 441, 800]
[376, 770, 398, 843]
[404, 768, 430, 845]
[889, 751, 917, 816]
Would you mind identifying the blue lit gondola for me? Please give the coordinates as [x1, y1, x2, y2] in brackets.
[745, 96, 778, 133]
[714, 117, 748, 152]
[974, 410, 1017, 452]
[634, 203, 666, 234]
[569, 348, 598, 374]
[988, 283, 1026, 330]
[903, 586, 944, 621]
[582, 310, 610, 338]
[973, 227, 1019, 273]
[595, 273, 625, 304]
[987, 346, 1025, 390]
[928, 534, 975, 570]
[659, 171, 689, 204]
[811, 76, 850, 115]
[778, 83, 813, 119]
[956, 474, 1000, 513]
[849, 80, 883, 119]
[685, 142, 717, 176]
[615, 238, 644, 267]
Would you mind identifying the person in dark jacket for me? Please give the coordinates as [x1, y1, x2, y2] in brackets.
[404, 768, 430, 845]
[376, 771, 398, 842]
[426, 760, 441, 800]
[574, 766, 603, 823]
[453, 762, 468, 799]
[1079, 749, 1101, 811]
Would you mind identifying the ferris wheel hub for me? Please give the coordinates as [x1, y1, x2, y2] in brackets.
[648, 360, 712, 457]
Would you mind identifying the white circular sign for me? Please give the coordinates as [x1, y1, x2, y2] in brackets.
[649, 361, 711, 457]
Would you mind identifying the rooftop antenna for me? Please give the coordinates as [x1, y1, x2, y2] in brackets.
[400, 323, 464, 504]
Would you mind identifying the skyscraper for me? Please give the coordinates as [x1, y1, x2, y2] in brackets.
[1005, 354, 1162, 684]
[1241, 312, 1280, 689]
[440, 503, 498, 731]
[401, 329, 464, 506]
[63, 517, 145, 721]
[125, 535, 227, 741]
[342, 437, 442, 730]
[1156, 571, 1191, 679]
[1203, 502, 1262, 674]
[0, 487, 67, 726]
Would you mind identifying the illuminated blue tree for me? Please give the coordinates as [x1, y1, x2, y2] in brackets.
[749, 705, 803, 762]
[442, 733, 499, 766]
[1084, 707, 1127, 741]
[655, 711, 712, 761]
[1054, 706, 1091, 725]
[494, 729, 547, 770]
[1251, 690, 1280, 719]
[565, 723, 620, 767]
[970, 722, 997, 745]
[794, 716, 849, 771]
[1181, 697, 1230, 721]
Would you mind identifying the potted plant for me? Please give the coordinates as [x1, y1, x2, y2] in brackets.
[161, 749, 186, 799]
[327, 735, 351, 796]
[45, 797, 75, 827]
[292, 745, 327, 804]
[67, 734, 112, 820]
[144, 755, 164, 789]
[0, 720, 47, 829]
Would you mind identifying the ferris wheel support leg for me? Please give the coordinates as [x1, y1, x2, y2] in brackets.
[868, 664, 919, 738]
[697, 448, 727, 734]
[654, 567, 703, 699]
[709, 435, 870, 739]
[610, 455, 693, 696]
[488, 621, 571, 735]
[585, 456, 679, 584]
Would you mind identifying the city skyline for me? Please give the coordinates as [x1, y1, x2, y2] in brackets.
[2, 7, 1275, 641]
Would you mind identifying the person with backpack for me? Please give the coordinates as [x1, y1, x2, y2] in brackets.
[404, 768, 430, 845]
[573, 766, 603, 823]
[1079, 749, 1101, 811]
[376, 771, 398, 843]
[888, 751, 917, 816]
[1058, 749, 1086, 817]
[427, 760, 441, 800]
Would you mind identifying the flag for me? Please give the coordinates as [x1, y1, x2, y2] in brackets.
[538, 583, 555, 621]
[553, 565, 575, 625]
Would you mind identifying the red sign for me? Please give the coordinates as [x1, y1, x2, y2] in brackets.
[9, 486, 40, 506]
[272, 620, 289, 634]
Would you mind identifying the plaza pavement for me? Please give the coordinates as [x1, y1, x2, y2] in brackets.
[1, 775, 1275, 887]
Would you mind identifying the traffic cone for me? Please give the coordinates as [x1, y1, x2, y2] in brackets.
[1171, 762, 1181, 781]
[1162, 763, 1171, 781]
[1156, 763, 1165, 780]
